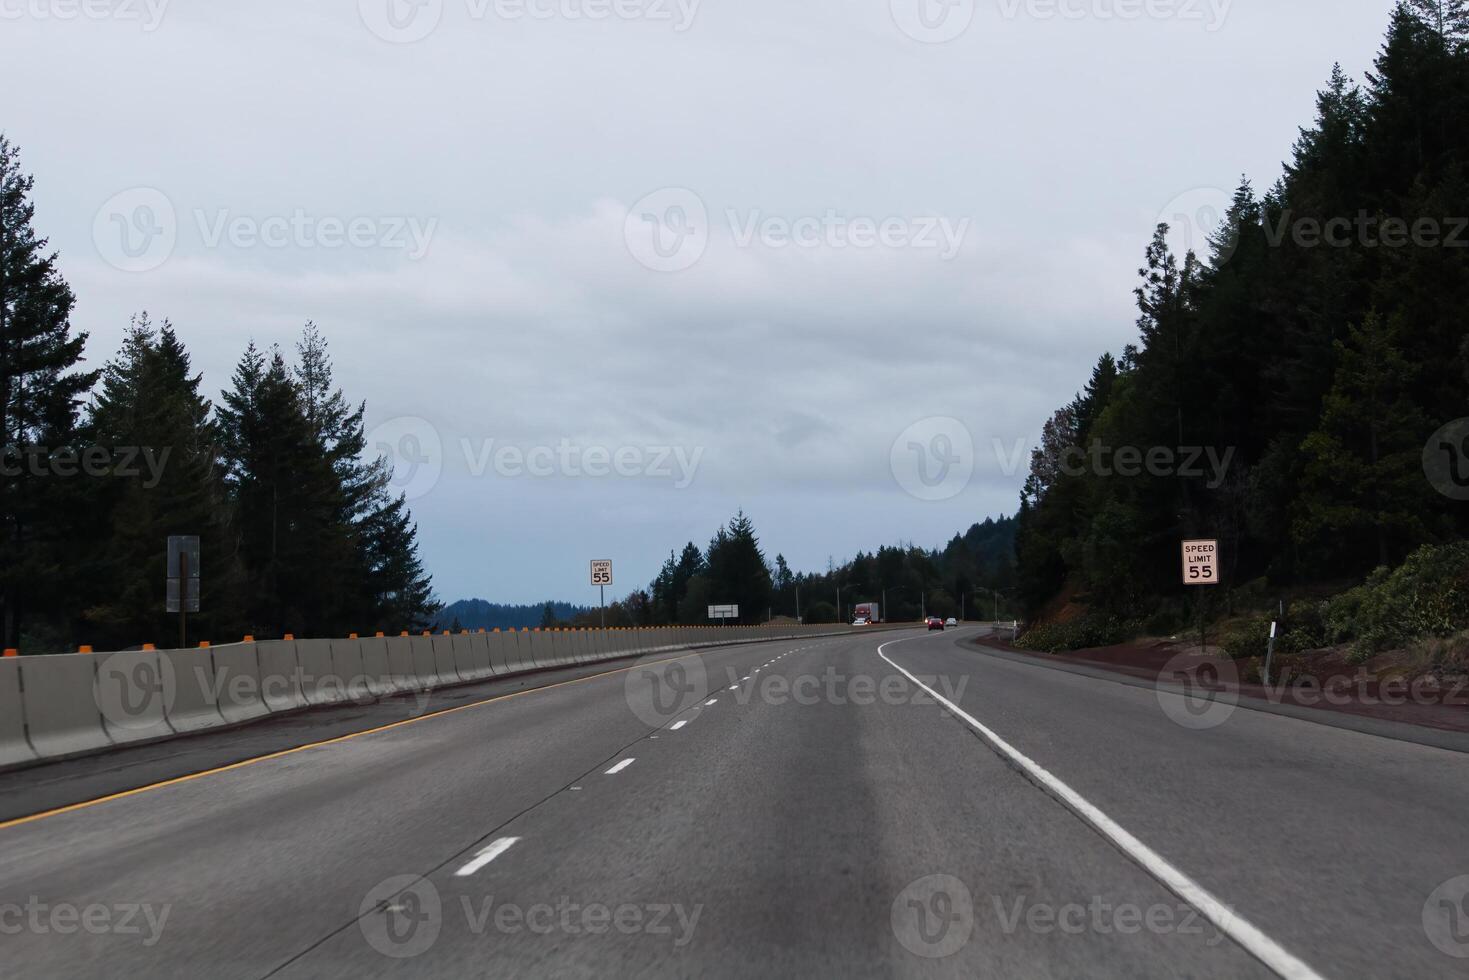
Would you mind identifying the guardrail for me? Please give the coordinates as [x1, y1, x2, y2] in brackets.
[0, 622, 914, 772]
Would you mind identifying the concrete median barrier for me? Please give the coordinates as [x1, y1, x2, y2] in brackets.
[385, 635, 418, 691]
[329, 638, 372, 702]
[257, 640, 306, 713]
[0, 659, 36, 768]
[212, 643, 270, 725]
[410, 636, 439, 688]
[159, 647, 226, 733]
[496, 631, 521, 672]
[488, 631, 514, 674]
[95, 650, 176, 745]
[529, 630, 553, 669]
[297, 639, 348, 707]
[455, 633, 493, 681]
[431, 635, 461, 685]
[21, 654, 109, 760]
[357, 636, 394, 696]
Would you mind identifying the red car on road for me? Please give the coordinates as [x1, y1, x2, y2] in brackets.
[926, 617, 945, 631]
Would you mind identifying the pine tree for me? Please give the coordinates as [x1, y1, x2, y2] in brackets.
[0, 135, 97, 648]
[704, 511, 772, 624]
[82, 315, 243, 646]
[358, 488, 437, 633]
[1293, 311, 1434, 569]
[217, 344, 346, 635]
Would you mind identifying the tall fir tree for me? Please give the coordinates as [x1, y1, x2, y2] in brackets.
[0, 135, 97, 649]
[293, 322, 436, 632]
[217, 343, 348, 635]
[82, 315, 243, 647]
[1293, 311, 1435, 568]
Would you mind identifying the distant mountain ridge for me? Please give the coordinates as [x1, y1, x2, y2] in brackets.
[435, 599, 591, 631]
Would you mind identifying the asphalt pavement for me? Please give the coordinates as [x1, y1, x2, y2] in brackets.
[2, 627, 1466, 978]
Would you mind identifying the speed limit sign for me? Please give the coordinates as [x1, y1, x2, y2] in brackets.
[590, 560, 614, 587]
[1182, 540, 1218, 586]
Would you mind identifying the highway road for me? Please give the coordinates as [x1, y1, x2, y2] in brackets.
[2, 626, 1468, 978]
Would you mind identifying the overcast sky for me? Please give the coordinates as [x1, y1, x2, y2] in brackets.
[5, 0, 1396, 605]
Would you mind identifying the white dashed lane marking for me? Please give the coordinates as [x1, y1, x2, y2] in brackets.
[455, 837, 520, 877]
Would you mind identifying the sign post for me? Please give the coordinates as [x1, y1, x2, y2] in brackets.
[167, 535, 201, 648]
[590, 560, 613, 628]
[1264, 620, 1277, 687]
[1182, 539, 1219, 653]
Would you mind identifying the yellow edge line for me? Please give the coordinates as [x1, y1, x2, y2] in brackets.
[0, 650, 705, 833]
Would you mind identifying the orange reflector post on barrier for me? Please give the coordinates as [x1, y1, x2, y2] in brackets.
[3, 648, 17, 657]
[78, 645, 93, 654]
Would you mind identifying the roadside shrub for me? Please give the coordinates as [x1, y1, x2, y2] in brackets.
[1143, 601, 1187, 637]
[803, 601, 838, 625]
[1321, 543, 1469, 657]
[1015, 615, 1141, 653]
[1223, 616, 1272, 660]
[1283, 600, 1328, 651]
[1407, 630, 1469, 678]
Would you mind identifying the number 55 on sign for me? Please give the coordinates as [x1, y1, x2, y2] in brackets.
[590, 560, 614, 587]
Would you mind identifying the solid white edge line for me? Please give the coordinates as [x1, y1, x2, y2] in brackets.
[670, 720, 689, 731]
[876, 636, 1327, 980]
[454, 836, 521, 877]
[704, 699, 718, 706]
[605, 758, 636, 775]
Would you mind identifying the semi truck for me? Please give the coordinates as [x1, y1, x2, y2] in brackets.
[853, 602, 880, 624]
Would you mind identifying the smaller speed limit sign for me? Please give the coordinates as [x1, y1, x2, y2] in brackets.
[590, 560, 614, 587]
[1182, 540, 1219, 586]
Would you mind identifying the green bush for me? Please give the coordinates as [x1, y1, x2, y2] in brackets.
[1320, 543, 1469, 658]
[1143, 601, 1187, 637]
[803, 601, 838, 625]
[1223, 616, 1272, 660]
[1015, 615, 1141, 653]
